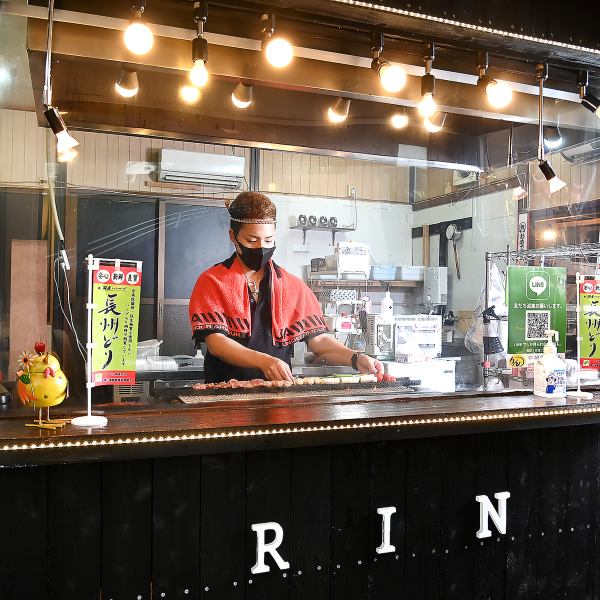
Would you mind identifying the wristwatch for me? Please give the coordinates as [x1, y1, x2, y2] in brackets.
[351, 352, 364, 371]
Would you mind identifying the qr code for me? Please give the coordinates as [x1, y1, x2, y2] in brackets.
[525, 310, 550, 340]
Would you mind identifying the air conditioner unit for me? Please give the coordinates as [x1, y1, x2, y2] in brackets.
[452, 169, 479, 188]
[158, 149, 245, 189]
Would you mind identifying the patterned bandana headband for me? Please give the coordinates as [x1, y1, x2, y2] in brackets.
[229, 217, 277, 224]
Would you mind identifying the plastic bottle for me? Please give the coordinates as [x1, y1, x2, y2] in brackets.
[380, 290, 394, 317]
[533, 329, 566, 398]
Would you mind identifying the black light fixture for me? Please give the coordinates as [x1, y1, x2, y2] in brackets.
[370, 32, 406, 93]
[577, 69, 600, 118]
[189, 1, 209, 88]
[419, 42, 436, 118]
[536, 63, 566, 195]
[261, 13, 293, 68]
[115, 68, 139, 97]
[327, 97, 350, 123]
[543, 125, 563, 150]
[232, 82, 253, 109]
[124, 0, 154, 55]
[476, 51, 513, 109]
[44, 106, 79, 162]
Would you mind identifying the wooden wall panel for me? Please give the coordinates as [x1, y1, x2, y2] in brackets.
[0, 109, 411, 203]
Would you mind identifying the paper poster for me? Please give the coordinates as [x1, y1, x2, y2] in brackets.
[91, 263, 142, 385]
[507, 266, 567, 358]
[579, 280, 600, 369]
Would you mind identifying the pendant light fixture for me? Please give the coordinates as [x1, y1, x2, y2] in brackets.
[370, 32, 407, 94]
[261, 13, 293, 68]
[423, 111, 446, 133]
[232, 82, 253, 109]
[577, 70, 600, 118]
[477, 51, 513, 109]
[124, 1, 154, 55]
[327, 97, 350, 123]
[189, 1, 209, 88]
[179, 85, 201, 104]
[419, 42, 437, 118]
[115, 68, 139, 98]
[536, 63, 566, 195]
[390, 111, 409, 129]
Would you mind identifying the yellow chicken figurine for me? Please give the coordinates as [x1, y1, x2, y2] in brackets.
[16, 341, 70, 430]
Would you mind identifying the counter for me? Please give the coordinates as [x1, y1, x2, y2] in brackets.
[2, 389, 600, 600]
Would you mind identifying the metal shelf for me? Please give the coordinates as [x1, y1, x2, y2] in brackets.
[308, 279, 419, 288]
[290, 224, 356, 245]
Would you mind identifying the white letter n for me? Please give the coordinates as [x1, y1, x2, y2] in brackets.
[251, 522, 291, 574]
[476, 491, 510, 539]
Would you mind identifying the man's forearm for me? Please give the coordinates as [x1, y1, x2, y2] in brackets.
[205, 333, 265, 369]
[307, 334, 355, 366]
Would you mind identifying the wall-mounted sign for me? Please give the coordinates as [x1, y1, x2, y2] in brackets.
[91, 263, 142, 385]
[517, 212, 529, 253]
[507, 266, 567, 358]
[579, 280, 600, 369]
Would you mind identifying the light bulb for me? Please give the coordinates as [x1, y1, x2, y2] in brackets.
[542, 229, 557, 242]
[379, 63, 407, 93]
[423, 112, 446, 133]
[231, 93, 251, 109]
[115, 69, 139, 98]
[264, 37, 293, 68]
[189, 59, 208, 87]
[232, 82, 253, 108]
[485, 80, 512, 108]
[180, 85, 200, 104]
[418, 92, 436, 118]
[115, 82, 138, 98]
[124, 21, 154, 55]
[549, 176, 566, 194]
[327, 107, 346, 123]
[56, 129, 79, 153]
[512, 185, 527, 201]
[58, 148, 78, 163]
[390, 113, 409, 129]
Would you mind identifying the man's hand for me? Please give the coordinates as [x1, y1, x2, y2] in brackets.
[258, 355, 294, 381]
[356, 353, 384, 375]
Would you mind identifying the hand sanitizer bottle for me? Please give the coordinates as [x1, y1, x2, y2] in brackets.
[533, 329, 566, 398]
[380, 290, 394, 317]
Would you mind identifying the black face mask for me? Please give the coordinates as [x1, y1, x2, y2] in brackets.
[235, 238, 275, 272]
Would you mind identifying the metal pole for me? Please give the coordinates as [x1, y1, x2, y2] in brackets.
[43, 0, 55, 106]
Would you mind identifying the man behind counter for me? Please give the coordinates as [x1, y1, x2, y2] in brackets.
[188, 191, 383, 383]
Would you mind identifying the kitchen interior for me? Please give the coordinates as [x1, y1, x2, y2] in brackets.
[1, 0, 600, 406]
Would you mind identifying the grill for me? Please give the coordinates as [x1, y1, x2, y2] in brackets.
[178, 381, 416, 404]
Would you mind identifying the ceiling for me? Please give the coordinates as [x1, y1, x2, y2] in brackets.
[3, 0, 600, 170]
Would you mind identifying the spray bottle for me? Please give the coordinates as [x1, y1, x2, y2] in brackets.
[533, 329, 566, 398]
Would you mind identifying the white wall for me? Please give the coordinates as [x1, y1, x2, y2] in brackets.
[412, 189, 517, 313]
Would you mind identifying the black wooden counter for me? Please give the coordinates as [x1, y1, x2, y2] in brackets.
[2, 390, 600, 600]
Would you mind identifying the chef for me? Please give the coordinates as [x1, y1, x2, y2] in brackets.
[189, 191, 383, 383]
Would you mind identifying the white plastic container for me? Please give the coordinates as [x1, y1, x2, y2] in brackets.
[533, 330, 566, 398]
[137, 339, 162, 358]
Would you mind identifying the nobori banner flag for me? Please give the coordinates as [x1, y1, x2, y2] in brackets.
[91, 263, 142, 386]
[507, 266, 567, 356]
[580, 280, 600, 369]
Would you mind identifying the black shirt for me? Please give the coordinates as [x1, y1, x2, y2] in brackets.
[193, 264, 295, 384]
